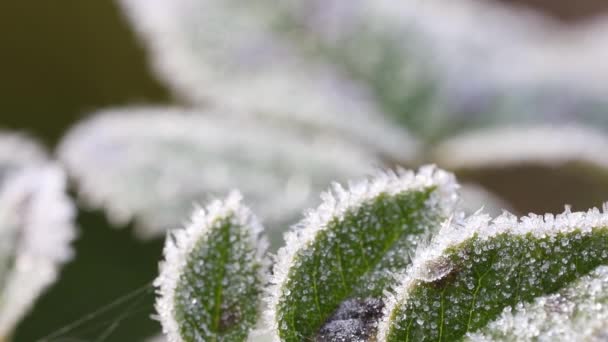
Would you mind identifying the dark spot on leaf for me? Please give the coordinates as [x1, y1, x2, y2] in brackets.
[429, 265, 460, 290]
[219, 304, 241, 332]
[316, 298, 384, 341]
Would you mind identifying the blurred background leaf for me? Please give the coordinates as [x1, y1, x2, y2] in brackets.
[1, 2, 167, 340]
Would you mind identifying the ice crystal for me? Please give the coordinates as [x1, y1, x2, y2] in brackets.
[0, 165, 76, 337]
[155, 191, 267, 342]
[58, 108, 381, 239]
[267, 166, 459, 341]
[379, 206, 608, 341]
[459, 183, 512, 217]
[467, 265, 608, 341]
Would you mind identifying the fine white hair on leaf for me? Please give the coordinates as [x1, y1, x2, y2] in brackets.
[466, 265, 608, 341]
[117, 0, 420, 161]
[266, 165, 459, 341]
[378, 205, 608, 341]
[155, 191, 268, 342]
[57, 107, 381, 239]
[459, 183, 513, 217]
[0, 164, 77, 337]
[434, 124, 608, 170]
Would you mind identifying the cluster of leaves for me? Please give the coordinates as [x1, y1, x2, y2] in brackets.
[153, 166, 608, 341]
[3, 0, 608, 341]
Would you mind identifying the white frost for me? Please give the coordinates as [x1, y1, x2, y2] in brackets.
[154, 191, 267, 342]
[58, 107, 380, 239]
[0, 131, 47, 175]
[0, 165, 76, 336]
[118, 0, 419, 161]
[466, 265, 608, 341]
[379, 204, 608, 341]
[267, 165, 459, 341]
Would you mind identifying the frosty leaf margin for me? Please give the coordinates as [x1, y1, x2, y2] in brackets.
[267, 165, 459, 341]
[467, 265, 608, 341]
[379, 205, 608, 341]
[155, 191, 268, 341]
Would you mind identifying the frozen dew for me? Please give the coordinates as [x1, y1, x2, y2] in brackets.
[267, 166, 459, 341]
[155, 191, 267, 342]
[467, 265, 608, 341]
[379, 205, 608, 341]
[58, 108, 381, 240]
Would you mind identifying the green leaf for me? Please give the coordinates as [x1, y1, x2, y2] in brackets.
[267, 166, 459, 341]
[379, 206, 608, 341]
[155, 191, 267, 341]
[58, 108, 385, 240]
[466, 265, 608, 341]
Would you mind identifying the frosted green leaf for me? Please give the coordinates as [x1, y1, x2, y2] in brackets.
[0, 165, 76, 338]
[379, 206, 608, 341]
[118, 0, 419, 161]
[434, 124, 608, 212]
[155, 191, 267, 342]
[466, 265, 608, 341]
[268, 166, 459, 341]
[58, 108, 381, 239]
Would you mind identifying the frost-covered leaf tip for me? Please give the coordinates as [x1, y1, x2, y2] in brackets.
[155, 192, 267, 342]
[268, 166, 459, 341]
[0, 165, 76, 338]
[379, 205, 608, 341]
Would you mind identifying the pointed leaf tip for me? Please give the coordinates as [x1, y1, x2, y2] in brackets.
[267, 166, 459, 341]
[155, 191, 267, 342]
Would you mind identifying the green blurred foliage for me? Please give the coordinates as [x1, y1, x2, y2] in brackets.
[0, 0, 168, 144]
[1, 1, 169, 340]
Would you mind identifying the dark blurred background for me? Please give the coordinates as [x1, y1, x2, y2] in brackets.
[1, 2, 169, 341]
